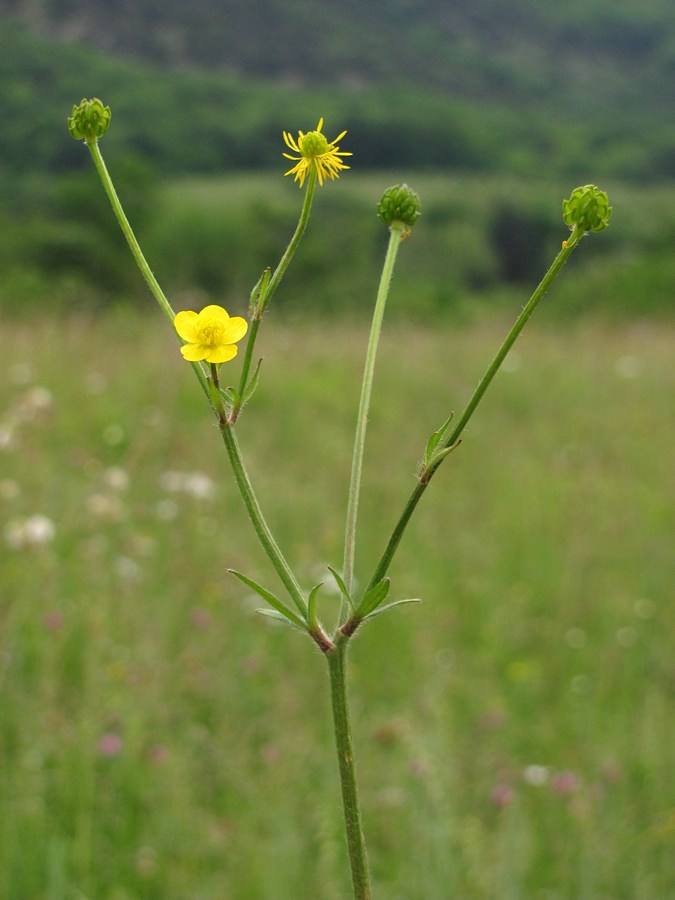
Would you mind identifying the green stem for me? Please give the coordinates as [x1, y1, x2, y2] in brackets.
[266, 167, 317, 305]
[86, 139, 175, 325]
[366, 236, 579, 592]
[342, 224, 405, 607]
[326, 639, 370, 900]
[86, 138, 210, 399]
[237, 270, 269, 399]
[236, 170, 317, 407]
[219, 423, 307, 618]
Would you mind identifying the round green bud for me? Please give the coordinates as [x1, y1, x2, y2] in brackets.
[377, 184, 421, 229]
[562, 184, 612, 234]
[68, 98, 111, 142]
[301, 130, 329, 157]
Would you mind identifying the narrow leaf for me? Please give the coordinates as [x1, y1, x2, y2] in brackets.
[242, 358, 263, 405]
[255, 608, 305, 630]
[363, 598, 422, 620]
[327, 566, 354, 610]
[307, 582, 323, 630]
[355, 578, 391, 618]
[220, 385, 240, 406]
[424, 412, 455, 466]
[229, 569, 307, 629]
[427, 439, 462, 472]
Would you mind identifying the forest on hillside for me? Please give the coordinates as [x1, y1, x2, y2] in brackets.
[0, 3, 673, 315]
[1, 0, 674, 181]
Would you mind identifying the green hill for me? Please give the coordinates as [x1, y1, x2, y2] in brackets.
[1, 0, 674, 181]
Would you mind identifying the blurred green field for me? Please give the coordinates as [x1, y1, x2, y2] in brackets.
[1, 309, 674, 899]
[3, 171, 674, 319]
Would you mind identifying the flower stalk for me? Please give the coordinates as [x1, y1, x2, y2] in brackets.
[365, 233, 583, 593]
[342, 221, 406, 608]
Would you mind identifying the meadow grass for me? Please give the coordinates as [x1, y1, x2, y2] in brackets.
[1, 310, 674, 899]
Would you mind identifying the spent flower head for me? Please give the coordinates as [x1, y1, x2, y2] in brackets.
[283, 118, 351, 188]
[68, 97, 111, 142]
[563, 184, 612, 236]
[174, 305, 248, 364]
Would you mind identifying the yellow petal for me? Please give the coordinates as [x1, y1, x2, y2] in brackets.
[180, 342, 208, 361]
[174, 310, 199, 341]
[220, 316, 248, 343]
[205, 344, 238, 364]
[199, 304, 230, 321]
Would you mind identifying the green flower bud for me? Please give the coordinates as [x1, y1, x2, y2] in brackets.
[562, 184, 612, 235]
[301, 130, 329, 157]
[377, 184, 421, 230]
[68, 98, 111, 142]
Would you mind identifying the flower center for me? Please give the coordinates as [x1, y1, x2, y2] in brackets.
[300, 131, 329, 158]
[196, 317, 225, 346]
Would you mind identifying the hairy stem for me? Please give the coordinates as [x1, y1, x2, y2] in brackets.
[326, 639, 370, 899]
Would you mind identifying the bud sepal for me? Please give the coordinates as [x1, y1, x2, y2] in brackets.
[562, 184, 612, 245]
[68, 98, 111, 142]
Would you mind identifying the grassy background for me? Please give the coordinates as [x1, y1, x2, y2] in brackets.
[1, 308, 673, 898]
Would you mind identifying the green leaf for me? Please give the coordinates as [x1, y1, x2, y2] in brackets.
[363, 598, 422, 620]
[307, 582, 322, 630]
[327, 566, 354, 610]
[255, 608, 305, 630]
[355, 578, 391, 618]
[423, 412, 455, 466]
[220, 385, 240, 406]
[427, 439, 461, 472]
[250, 267, 271, 315]
[242, 358, 263, 405]
[229, 569, 307, 630]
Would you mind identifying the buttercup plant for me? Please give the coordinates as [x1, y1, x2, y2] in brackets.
[69, 98, 611, 899]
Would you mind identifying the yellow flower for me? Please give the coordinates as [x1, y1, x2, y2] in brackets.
[283, 118, 351, 188]
[174, 305, 248, 364]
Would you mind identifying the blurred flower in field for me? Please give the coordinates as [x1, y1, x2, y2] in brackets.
[523, 764, 550, 786]
[160, 470, 216, 500]
[174, 305, 248, 364]
[115, 555, 143, 582]
[43, 611, 64, 632]
[5, 514, 55, 549]
[16, 386, 53, 421]
[190, 606, 212, 630]
[551, 770, 579, 795]
[147, 744, 169, 766]
[97, 732, 123, 756]
[86, 492, 124, 520]
[283, 118, 351, 188]
[102, 466, 130, 491]
[490, 784, 515, 808]
[0, 425, 15, 451]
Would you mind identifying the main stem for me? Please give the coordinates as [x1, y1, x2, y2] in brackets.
[342, 225, 404, 606]
[366, 236, 579, 592]
[327, 640, 370, 900]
